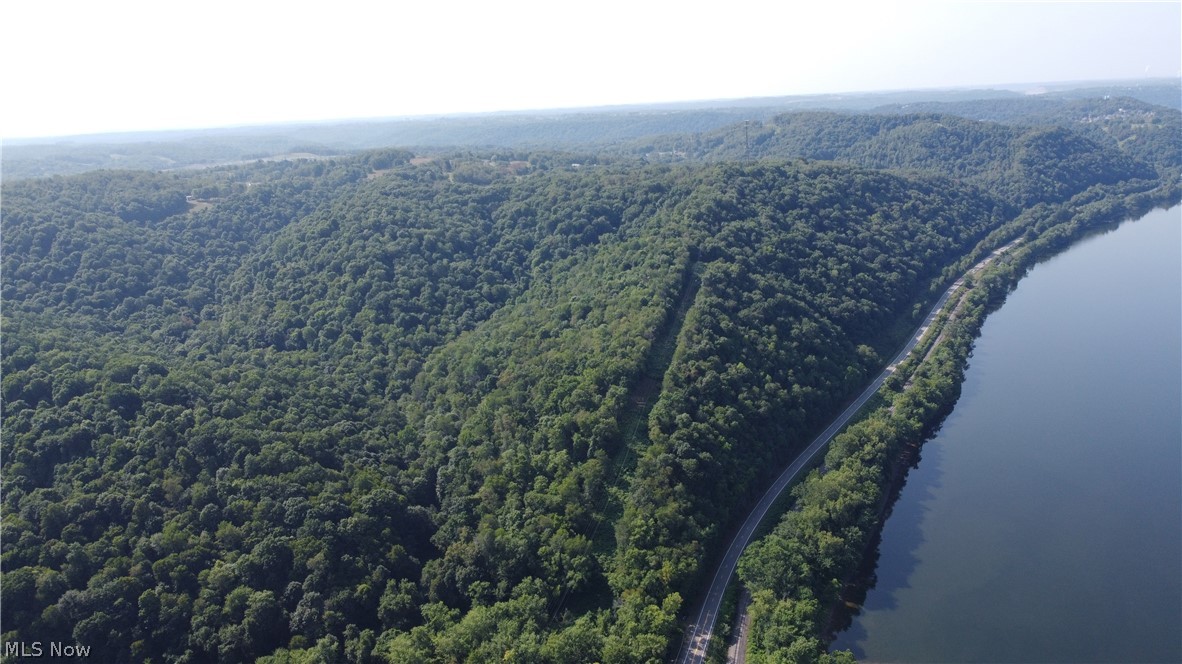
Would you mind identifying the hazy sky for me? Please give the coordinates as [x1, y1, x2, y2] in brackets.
[2, 1, 1179, 139]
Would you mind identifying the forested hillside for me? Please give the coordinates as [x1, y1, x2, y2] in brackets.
[2, 102, 1176, 663]
[638, 111, 1169, 207]
[871, 96, 1182, 175]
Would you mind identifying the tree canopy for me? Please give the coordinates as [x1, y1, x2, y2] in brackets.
[3, 102, 1178, 663]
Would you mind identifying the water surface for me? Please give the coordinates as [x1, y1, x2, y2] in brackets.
[833, 206, 1182, 663]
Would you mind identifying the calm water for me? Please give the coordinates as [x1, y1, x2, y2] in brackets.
[833, 206, 1182, 663]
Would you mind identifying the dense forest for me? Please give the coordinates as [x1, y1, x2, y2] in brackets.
[2, 94, 1179, 663]
[636, 108, 1170, 205]
[871, 96, 1182, 172]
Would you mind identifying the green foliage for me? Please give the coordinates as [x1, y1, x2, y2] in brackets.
[610, 163, 1006, 629]
[735, 178, 1181, 661]
[871, 96, 1182, 174]
[3, 106, 1176, 664]
[643, 110, 1163, 207]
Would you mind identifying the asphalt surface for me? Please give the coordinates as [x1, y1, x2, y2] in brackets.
[674, 243, 1018, 664]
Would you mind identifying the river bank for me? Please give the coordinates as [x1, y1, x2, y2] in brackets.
[732, 178, 1181, 662]
[831, 198, 1181, 662]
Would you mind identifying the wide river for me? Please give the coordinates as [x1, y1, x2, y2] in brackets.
[832, 206, 1182, 663]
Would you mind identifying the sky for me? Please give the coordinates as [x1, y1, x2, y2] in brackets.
[2, 0, 1179, 139]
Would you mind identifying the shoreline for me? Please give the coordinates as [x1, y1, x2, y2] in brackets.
[732, 180, 1181, 662]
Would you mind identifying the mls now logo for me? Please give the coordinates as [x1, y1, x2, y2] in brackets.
[3, 641, 91, 658]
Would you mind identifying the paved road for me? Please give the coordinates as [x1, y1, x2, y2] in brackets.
[675, 243, 1018, 664]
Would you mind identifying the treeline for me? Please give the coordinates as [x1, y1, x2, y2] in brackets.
[735, 178, 1181, 662]
[870, 96, 1182, 176]
[2, 104, 1176, 663]
[1, 136, 348, 182]
[639, 110, 1167, 207]
[9, 81, 1175, 182]
[2, 109, 769, 182]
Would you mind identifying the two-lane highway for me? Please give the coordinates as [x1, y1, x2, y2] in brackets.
[675, 242, 1019, 664]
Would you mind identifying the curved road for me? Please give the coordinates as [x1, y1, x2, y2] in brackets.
[675, 242, 1018, 664]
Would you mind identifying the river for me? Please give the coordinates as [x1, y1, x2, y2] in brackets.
[831, 205, 1182, 663]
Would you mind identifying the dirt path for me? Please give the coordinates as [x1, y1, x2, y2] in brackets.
[547, 262, 701, 621]
[725, 591, 752, 664]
